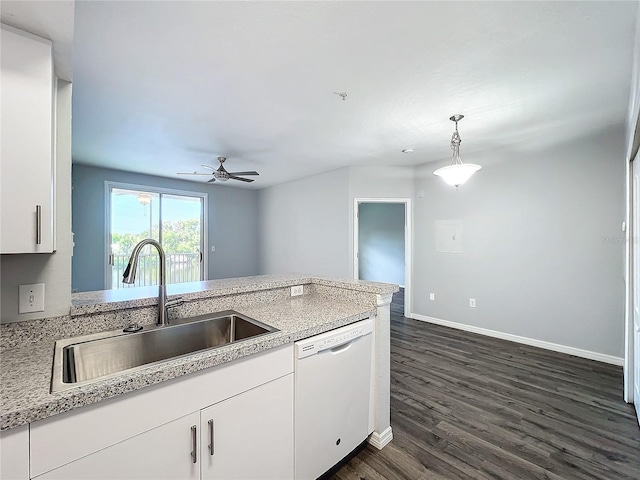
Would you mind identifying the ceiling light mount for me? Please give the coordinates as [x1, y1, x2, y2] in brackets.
[433, 114, 481, 188]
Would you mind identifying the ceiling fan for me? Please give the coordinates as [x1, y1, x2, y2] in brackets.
[177, 157, 259, 183]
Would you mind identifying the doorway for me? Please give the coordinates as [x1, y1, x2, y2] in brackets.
[353, 198, 412, 317]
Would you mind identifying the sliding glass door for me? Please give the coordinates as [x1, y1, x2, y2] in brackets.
[107, 184, 206, 289]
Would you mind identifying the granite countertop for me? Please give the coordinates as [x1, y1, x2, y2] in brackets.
[70, 273, 397, 315]
[1, 286, 385, 430]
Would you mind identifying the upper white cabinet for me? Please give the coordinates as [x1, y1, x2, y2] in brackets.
[0, 25, 55, 253]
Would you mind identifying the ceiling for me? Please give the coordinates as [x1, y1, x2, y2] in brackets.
[0, 1, 74, 81]
[7, 2, 640, 189]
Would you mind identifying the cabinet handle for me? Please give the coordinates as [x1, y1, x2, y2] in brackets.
[36, 205, 42, 245]
[208, 419, 214, 455]
[191, 425, 197, 464]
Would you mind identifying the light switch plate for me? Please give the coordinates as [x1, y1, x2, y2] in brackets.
[19, 283, 45, 313]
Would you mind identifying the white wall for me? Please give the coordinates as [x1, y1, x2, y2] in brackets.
[258, 165, 415, 278]
[258, 168, 350, 277]
[1, 81, 73, 323]
[413, 125, 626, 358]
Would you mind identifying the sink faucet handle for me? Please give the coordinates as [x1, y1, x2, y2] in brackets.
[165, 297, 184, 309]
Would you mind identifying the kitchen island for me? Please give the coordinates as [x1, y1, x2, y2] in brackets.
[0, 274, 397, 479]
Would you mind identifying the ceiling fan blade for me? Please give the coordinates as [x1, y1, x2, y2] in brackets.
[229, 176, 254, 183]
[201, 164, 216, 171]
[177, 172, 211, 176]
[207, 177, 216, 183]
[228, 171, 259, 176]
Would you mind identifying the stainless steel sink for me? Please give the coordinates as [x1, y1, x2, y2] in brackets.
[51, 310, 278, 393]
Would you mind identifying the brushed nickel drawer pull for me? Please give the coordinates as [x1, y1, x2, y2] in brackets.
[191, 425, 197, 464]
[36, 205, 42, 245]
[208, 419, 214, 455]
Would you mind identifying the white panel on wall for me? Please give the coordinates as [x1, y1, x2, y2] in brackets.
[436, 220, 463, 254]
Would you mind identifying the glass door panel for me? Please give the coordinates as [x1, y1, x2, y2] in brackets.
[108, 186, 204, 290]
[110, 188, 160, 289]
[161, 194, 203, 285]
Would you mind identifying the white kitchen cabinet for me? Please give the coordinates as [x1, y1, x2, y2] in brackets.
[1, 424, 29, 480]
[29, 346, 294, 480]
[34, 375, 293, 480]
[201, 374, 294, 480]
[0, 24, 55, 253]
[35, 412, 200, 480]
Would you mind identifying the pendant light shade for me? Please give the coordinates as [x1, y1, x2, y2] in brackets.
[433, 163, 482, 187]
[433, 114, 481, 187]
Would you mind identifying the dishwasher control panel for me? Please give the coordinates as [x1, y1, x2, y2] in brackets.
[295, 318, 373, 359]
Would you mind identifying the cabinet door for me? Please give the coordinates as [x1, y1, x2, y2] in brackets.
[201, 374, 294, 480]
[35, 412, 200, 480]
[1, 424, 29, 480]
[0, 25, 54, 253]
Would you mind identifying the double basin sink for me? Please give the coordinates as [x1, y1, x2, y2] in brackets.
[51, 310, 278, 393]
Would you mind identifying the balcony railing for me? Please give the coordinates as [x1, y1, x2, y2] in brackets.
[111, 253, 202, 289]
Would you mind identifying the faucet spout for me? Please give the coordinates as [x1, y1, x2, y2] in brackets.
[122, 239, 172, 326]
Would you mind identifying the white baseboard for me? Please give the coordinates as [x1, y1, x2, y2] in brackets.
[409, 313, 624, 366]
[368, 426, 393, 450]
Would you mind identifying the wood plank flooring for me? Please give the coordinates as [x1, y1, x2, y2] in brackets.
[331, 289, 640, 479]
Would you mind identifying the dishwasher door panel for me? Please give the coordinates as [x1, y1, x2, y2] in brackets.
[294, 322, 373, 480]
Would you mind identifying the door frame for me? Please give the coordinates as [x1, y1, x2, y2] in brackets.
[625, 156, 634, 404]
[626, 152, 640, 426]
[353, 198, 412, 318]
[104, 181, 208, 290]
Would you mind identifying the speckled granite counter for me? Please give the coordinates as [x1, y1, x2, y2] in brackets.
[69, 273, 396, 315]
[1, 274, 397, 431]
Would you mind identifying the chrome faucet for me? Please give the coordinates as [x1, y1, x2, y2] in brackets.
[122, 238, 183, 326]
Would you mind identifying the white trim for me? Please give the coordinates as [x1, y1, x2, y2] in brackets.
[410, 313, 624, 366]
[104, 180, 209, 289]
[376, 292, 393, 307]
[368, 426, 393, 450]
[624, 155, 634, 402]
[354, 198, 412, 318]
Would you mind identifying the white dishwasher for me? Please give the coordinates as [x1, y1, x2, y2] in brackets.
[294, 318, 374, 480]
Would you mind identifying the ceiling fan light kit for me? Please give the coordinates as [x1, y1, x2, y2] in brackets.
[177, 156, 260, 184]
[433, 114, 482, 188]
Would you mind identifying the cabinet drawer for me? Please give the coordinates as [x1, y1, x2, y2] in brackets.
[31, 344, 293, 477]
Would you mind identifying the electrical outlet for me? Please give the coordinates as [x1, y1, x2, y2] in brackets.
[469, 298, 476, 308]
[19, 283, 45, 313]
[291, 285, 303, 297]
[429, 293, 435, 300]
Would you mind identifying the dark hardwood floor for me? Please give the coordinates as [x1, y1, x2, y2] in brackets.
[331, 289, 640, 480]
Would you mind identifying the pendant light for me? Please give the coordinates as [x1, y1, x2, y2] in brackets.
[433, 114, 481, 187]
